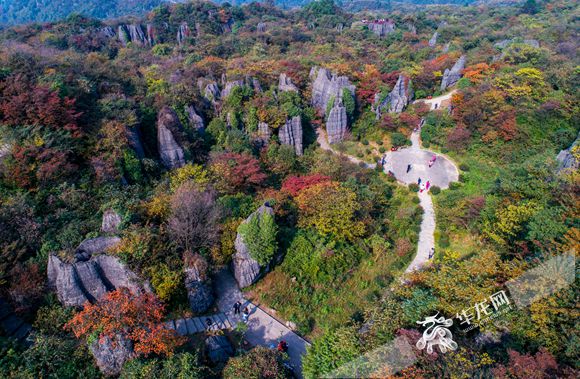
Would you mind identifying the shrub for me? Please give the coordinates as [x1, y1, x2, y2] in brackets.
[376, 140, 383, 145]
[430, 186, 441, 195]
[379, 147, 386, 153]
[362, 139, 369, 145]
[223, 346, 290, 379]
[169, 164, 210, 192]
[391, 132, 408, 147]
[408, 183, 419, 192]
[459, 173, 466, 182]
[412, 196, 420, 204]
[459, 163, 470, 171]
[439, 233, 450, 248]
[449, 182, 462, 190]
[237, 210, 278, 265]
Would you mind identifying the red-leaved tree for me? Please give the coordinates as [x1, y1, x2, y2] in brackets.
[281, 173, 332, 197]
[210, 152, 267, 194]
[65, 289, 184, 357]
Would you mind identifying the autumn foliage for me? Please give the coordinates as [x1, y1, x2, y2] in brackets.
[281, 173, 332, 197]
[65, 289, 184, 357]
[210, 152, 267, 193]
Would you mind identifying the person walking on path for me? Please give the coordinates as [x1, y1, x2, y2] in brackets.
[418, 177, 422, 186]
[242, 306, 250, 322]
[426, 181, 431, 191]
[430, 154, 437, 167]
[419, 182, 426, 193]
[233, 301, 241, 315]
[429, 248, 435, 259]
[407, 164, 412, 173]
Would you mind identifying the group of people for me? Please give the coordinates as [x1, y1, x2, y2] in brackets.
[233, 301, 250, 322]
[417, 177, 431, 193]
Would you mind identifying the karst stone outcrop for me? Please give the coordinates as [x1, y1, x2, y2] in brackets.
[48, 252, 147, 308]
[184, 254, 213, 314]
[232, 204, 274, 288]
[146, 24, 155, 46]
[76, 236, 121, 258]
[257, 22, 266, 33]
[90, 334, 133, 377]
[157, 106, 186, 169]
[257, 121, 271, 145]
[373, 74, 413, 118]
[556, 132, 580, 172]
[99, 26, 116, 39]
[279, 116, 303, 155]
[366, 20, 396, 38]
[118, 24, 146, 47]
[206, 335, 234, 363]
[278, 73, 299, 92]
[429, 32, 438, 47]
[494, 38, 539, 49]
[101, 209, 122, 234]
[310, 66, 356, 114]
[440, 55, 466, 91]
[177, 22, 190, 45]
[198, 78, 221, 102]
[185, 105, 205, 131]
[326, 101, 349, 144]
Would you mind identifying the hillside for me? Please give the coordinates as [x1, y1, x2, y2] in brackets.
[0, 0, 578, 378]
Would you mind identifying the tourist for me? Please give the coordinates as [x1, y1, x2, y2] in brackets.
[419, 182, 426, 192]
[418, 177, 422, 185]
[242, 306, 250, 322]
[277, 340, 288, 353]
[426, 181, 431, 190]
[233, 301, 241, 315]
[429, 248, 435, 259]
[407, 164, 412, 173]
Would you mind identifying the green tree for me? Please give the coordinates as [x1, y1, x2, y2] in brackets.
[237, 209, 278, 265]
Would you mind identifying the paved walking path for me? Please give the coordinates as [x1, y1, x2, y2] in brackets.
[316, 92, 460, 274]
[213, 269, 310, 378]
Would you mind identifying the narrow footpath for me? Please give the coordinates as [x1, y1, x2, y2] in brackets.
[213, 269, 310, 378]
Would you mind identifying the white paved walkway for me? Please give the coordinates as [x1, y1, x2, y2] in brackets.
[214, 269, 310, 377]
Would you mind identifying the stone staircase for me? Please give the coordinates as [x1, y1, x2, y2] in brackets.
[166, 312, 233, 336]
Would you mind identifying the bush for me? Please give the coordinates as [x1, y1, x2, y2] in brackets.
[430, 186, 441, 195]
[449, 182, 462, 190]
[459, 163, 470, 171]
[459, 173, 466, 183]
[412, 196, 420, 204]
[376, 140, 383, 145]
[223, 346, 290, 379]
[379, 147, 386, 153]
[439, 233, 450, 248]
[408, 183, 419, 192]
[237, 210, 278, 265]
[391, 132, 408, 147]
[362, 139, 369, 145]
[357, 152, 364, 158]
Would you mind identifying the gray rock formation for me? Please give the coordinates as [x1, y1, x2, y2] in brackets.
[125, 126, 145, 159]
[77, 237, 121, 257]
[118, 24, 146, 47]
[90, 334, 133, 377]
[177, 22, 190, 46]
[99, 26, 116, 39]
[310, 67, 356, 114]
[101, 210, 122, 234]
[367, 20, 396, 38]
[146, 24, 155, 46]
[198, 79, 220, 102]
[326, 101, 348, 144]
[278, 73, 299, 92]
[157, 107, 186, 169]
[373, 74, 413, 118]
[429, 32, 438, 47]
[440, 55, 466, 91]
[185, 105, 205, 131]
[232, 204, 274, 288]
[279, 116, 303, 155]
[118, 25, 129, 46]
[252, 77, 262, 93]
[47, 252, 147, 308]
[406, 23, 417, 34]
[257, 22, 266, 33]
[221, 79, 245, 99]
[205, 335, 233, 363]
[556, 132, 580, 172]
[0, 298, 33, 344]
[443, 42, 450, 53]
[184, 255, 213, 314]
[257, 122, 271, 145]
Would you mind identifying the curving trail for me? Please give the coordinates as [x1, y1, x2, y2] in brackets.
[316, 91, 460, 274]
